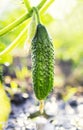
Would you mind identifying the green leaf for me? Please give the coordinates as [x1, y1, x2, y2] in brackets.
[0, 55, 13, 64]
[0, 83, 11, 129]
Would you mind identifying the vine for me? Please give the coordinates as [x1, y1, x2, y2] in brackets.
[23, 0, 32, 12]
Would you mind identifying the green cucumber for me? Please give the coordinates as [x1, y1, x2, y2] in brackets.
[31, 23, 54, 100]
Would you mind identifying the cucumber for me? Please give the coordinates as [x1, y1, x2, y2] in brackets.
[31, 23, 54, 100]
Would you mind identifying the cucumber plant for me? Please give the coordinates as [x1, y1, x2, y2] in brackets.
[31, 7, 54, 113]
[0, 0, 55, 113]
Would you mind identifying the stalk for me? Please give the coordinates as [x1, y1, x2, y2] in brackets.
[0, 12, 32, 37]
[37, 0, 46, 10]
[33, 7, 40, 24]
[23, 0, 32, 11]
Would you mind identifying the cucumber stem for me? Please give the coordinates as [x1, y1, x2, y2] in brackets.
[39, 100, 44, 114]
[33, 7, 40, 24]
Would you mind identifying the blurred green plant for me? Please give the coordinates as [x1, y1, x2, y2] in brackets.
[0, 82, 11, 129]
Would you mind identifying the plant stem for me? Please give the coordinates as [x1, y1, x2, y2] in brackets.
[23, 0, 32, 11]
[0, 12, 32, 37]
[37, 0, 46, 10]
[33, 7, 40, 24]
[40, 0, 55, 14]
[0, 27, 27, 57]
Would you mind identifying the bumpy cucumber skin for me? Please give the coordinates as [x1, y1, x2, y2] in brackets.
[31, 24, 54, 100]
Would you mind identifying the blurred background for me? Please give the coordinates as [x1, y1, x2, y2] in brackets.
[0, 0, 83, 129]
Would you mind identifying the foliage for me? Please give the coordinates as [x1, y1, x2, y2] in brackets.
[0, 83, 11, 129]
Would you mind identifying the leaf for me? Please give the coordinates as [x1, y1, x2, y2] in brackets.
[0, 83, 11, 129]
